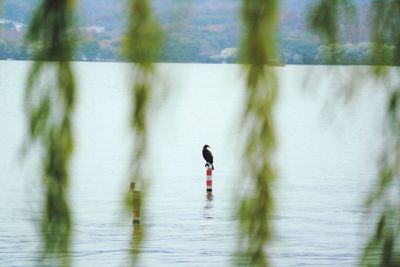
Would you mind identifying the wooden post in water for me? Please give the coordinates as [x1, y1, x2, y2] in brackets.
[206, 165, 213, 193]
[130, 181, 141, 224]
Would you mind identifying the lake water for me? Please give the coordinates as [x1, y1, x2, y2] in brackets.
[0, 61, 390, 266]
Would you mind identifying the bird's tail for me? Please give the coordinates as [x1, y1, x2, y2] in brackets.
[205, 163, 214, 170]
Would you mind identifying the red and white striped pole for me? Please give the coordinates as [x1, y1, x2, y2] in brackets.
[206, 165, 213, 192]
[130, 181, 141, 224]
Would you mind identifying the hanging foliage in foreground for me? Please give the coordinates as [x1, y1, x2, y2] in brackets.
[237, 0, 279, 266]
[123, 0, 162, 264]
[361, 1, 400, 266]
[24, 0, 77, 266]
[309, 0, 400, 266]
[308, 0, 355, 64]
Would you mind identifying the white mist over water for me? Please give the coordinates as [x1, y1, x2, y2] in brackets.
[0, 61, 388, 266]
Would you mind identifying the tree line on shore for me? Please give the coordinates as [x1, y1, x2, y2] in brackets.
[0, 36, 396, 65]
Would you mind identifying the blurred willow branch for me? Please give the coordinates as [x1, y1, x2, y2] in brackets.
[123, 0, 162, 264]
[24, 0, 77, 266]
[308, 0, 355, 64]
[237, 0, 279, 266]
[360, 82, 400, 267]
[370, 0, 400, 68]
[361, 1, 400, 266]
[309, 0, 400, 266]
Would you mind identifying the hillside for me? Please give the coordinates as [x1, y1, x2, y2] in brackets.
[0, 0, 381, 64]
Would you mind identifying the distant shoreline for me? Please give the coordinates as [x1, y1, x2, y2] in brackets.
[1, 59, 398, 67]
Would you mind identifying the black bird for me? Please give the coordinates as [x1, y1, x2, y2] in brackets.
[202, 144, 214, 170]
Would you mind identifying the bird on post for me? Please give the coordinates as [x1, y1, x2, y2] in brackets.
[202, 144, 214, 170]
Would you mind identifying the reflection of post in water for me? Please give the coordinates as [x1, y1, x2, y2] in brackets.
[203, 192, 214, 219]
[131, 221, 143, 253]
[130, 218, 143, 263]
[129, 181, 143, 260]
[205, 191, 214, 208]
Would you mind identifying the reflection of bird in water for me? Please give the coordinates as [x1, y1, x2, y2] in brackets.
[202, 144, 214, 170]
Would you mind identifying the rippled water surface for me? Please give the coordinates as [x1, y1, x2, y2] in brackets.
[0, 62, 388, 266]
